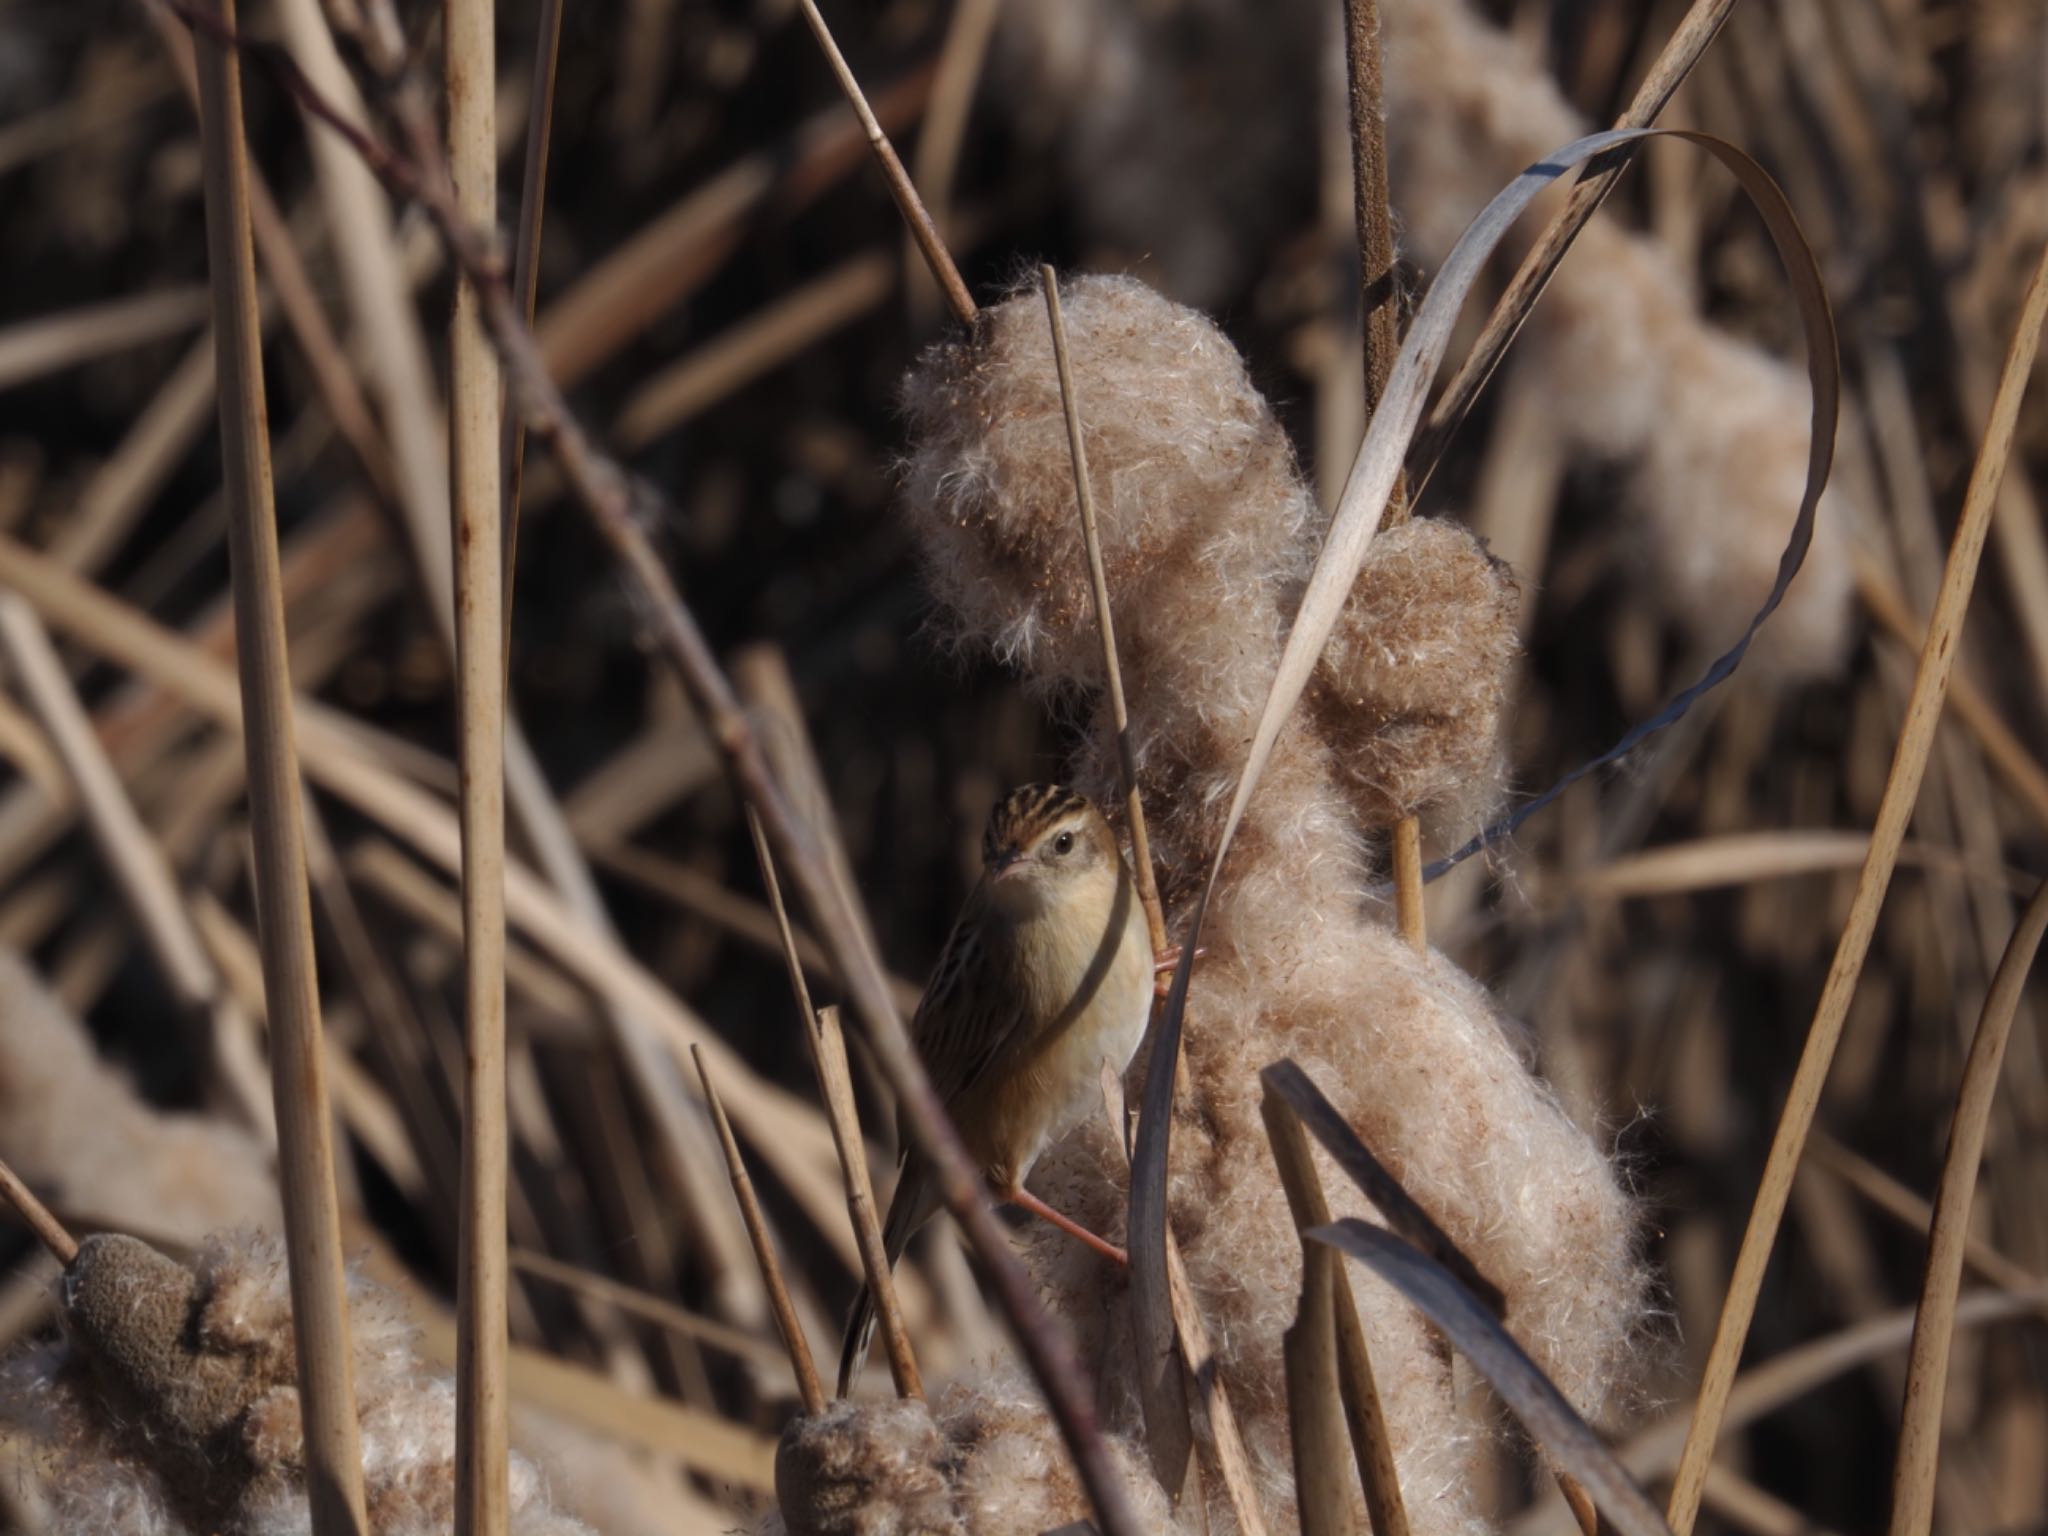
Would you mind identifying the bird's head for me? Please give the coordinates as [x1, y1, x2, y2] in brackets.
[980, 783, 1119, 918]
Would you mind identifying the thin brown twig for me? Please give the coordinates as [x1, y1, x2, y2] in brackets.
[0, 1154, 79, 1267]
[192, 2, 369, 1527]
[168, 7, 1135, 1524]
[692, 1045, 827, 1415]
[794, 0, 976, 327]
[1039, 268, 1166, 953]
[747, 810, 922, 1400]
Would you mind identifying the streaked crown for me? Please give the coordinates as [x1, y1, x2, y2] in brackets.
[981, 783, 1098, 867]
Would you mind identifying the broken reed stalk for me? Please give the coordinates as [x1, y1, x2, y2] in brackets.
[746, 808, 922, 1399]
[1260, 1084, 1411, 1536]
[1410, 0, 1738, 487]
[1888, 875, 2048, 1535]
[794, 0, 976, 328]
[1341, 0, 1426, 953]
[0, 1152, 79, 1267]
[176, 11, 1139, 1525]
[1040, 266, 1166, 950]
[1039, 263, 1197, 1497]
[692, 1045, 827, 1415]
[192, 3, 369, 1529]
[445, 0, 510, 1523]
[1665, 239, 2048, 1536]
[499, 0, 566, 661]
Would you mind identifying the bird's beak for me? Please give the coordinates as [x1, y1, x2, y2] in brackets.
[990, 850, 1026, 883]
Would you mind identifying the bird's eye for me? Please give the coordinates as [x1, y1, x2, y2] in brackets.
[1052, 830, 1076, 856]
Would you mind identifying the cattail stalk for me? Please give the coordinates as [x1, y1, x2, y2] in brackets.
[193, 1, 369, 1527]
[445, 0, 510, 1527]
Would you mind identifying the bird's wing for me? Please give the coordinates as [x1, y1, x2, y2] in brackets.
[905, 880, 1033, 1119]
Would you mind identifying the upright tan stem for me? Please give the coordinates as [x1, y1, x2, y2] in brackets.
[445, 0, 510, 1526]
[193, 2, 368, 1527]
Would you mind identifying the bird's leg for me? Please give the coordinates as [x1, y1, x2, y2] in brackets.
[1151, 943, 1206, 999]
[1004, 1186, 1129, 1266]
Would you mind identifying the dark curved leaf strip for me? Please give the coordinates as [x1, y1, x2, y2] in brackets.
[1128, 125, 1836, 1477]
[1309, 1219, 1674, 1536]
[1421, 130, 1838, 883]
[1263, 1059, 1505, 1317]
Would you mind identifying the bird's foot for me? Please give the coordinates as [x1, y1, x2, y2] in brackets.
[1151, 943, 1206, 999]
[1005, 1186, 1128, 1267]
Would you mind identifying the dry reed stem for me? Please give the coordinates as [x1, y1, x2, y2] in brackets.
[1888, 876, 2048, 1533]
[1342, 0, 1428, 953]
[500, 0, 566, 649]
[0, 285, 208, 389]
[795, 0, 976, 326]
[613, 251, 895, 450]
[905, 0, 998, 325]
[1285, 1220, 1351, 1536]
[1391, 818, 1426, 953]
[275, 8, 714, 1289]
[692, 1045, 827, 1415]
[1853, 557, 2048, 829]
[51, 328, 217, 570]
[590, 838, 925, 1018]
[747, 808, 921, 1400]
[140, 15, 1136, 1523]
[1098, 1066, 1267, 1536]
[193, 2, 369, 1527]
[1041, 265, 1192, 1494]
[0, 1152, 79, 1267]
[446, 0, 511, 1521]
[1039, 268, 1167, 952]
[1664, 239, 2048, 1535]
[147, 8, 398, 502]
[0, 594, 274, 1132]
[0, 538, 865, 1275]
[1260, 1084, 1410, 1536]
[1806, 1136, 2048, 1299]
[1411, 0, 1739, 485]
[506, 1247, 794, 1371]
[531, 69, 933, 389]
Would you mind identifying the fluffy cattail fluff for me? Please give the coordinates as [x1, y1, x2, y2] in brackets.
[1312, 517, 1521, 834]
[1374, 0, 1859, 681]
[763, 1374, 1193, 1536]
[1, 1229, 591, 1535]
[0, 955, 639, 1535]
[840, 273, 1649, 1536]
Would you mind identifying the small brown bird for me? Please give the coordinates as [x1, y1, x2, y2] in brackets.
[838, 784, 1159, 1395]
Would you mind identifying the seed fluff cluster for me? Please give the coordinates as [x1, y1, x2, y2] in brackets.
[771, 275, 1649, 1536]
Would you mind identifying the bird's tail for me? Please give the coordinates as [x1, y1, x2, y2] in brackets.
[836, 1156, 932, 1397]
